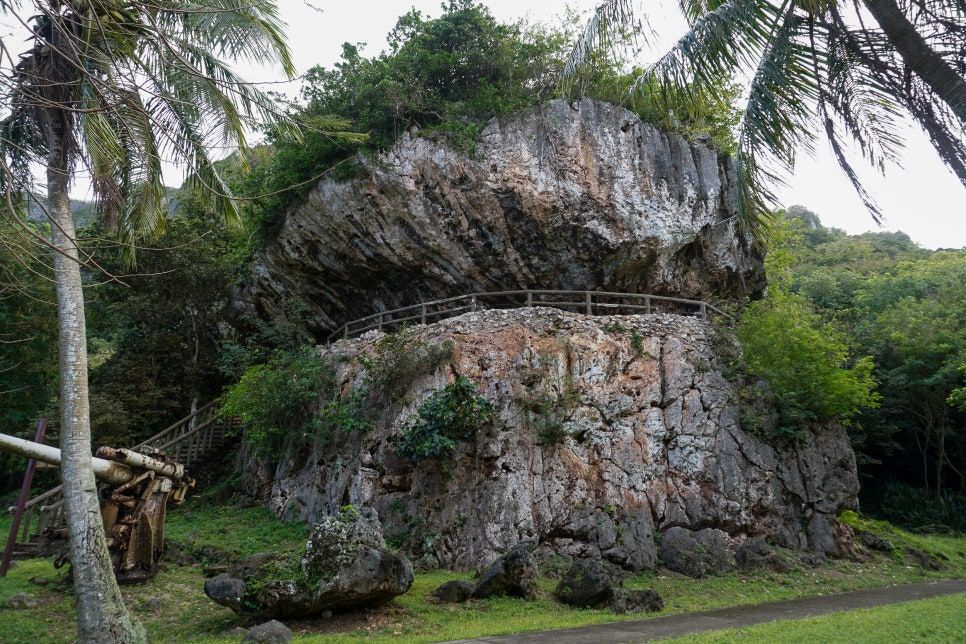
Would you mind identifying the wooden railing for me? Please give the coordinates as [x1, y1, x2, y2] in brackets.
[6, 401, 238, 555]
[328, 289, 726, 343]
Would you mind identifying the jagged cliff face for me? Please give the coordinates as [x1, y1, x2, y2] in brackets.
[238, 100, 765, 336]
[243, 308, 858, 571]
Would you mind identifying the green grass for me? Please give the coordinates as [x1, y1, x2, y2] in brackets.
[664, 594, 966, 643]
[0, 501, 964, 643]
[162, 503, 310, 556]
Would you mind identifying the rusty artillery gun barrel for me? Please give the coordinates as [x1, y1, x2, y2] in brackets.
[0, 432, 133, 484]
[1, 431, 193, 583]
[94, 446, 185, 481]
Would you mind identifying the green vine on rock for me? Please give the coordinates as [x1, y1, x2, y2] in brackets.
[395, 377, 493, 464]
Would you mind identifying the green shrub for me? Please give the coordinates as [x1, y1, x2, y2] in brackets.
[395, 377, 493, 463]
[735, 290, 880, 440]
[359, 328, 453, 403]
[219, 346, 370, 458]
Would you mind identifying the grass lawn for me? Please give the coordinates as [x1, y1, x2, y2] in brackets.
[0, 501, 963, 643]
[664, 593, 966, 643]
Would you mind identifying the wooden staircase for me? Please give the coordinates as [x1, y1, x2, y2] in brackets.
[5, 401, 239, 559]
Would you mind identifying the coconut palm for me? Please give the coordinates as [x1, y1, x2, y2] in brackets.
[564, 0, 966, 237]
[0, 2, 294, 641]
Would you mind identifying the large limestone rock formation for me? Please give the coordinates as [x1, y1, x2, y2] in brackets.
[237, 99, 765, 336]
[246, 307, 858, 571]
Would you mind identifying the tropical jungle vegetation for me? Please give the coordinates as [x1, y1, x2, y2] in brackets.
[0, 1, 963, 640]
[0, 0, 961, 548]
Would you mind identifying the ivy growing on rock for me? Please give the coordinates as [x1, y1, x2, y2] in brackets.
[395, 377, 493, 464]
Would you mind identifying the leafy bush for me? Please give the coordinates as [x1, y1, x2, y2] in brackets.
[359, 329, 453, 403]
[219, 346, 339, 458]
[395, 377, 493, 463]
[733, 218, 880, 440]
[735, 290, 880, 439]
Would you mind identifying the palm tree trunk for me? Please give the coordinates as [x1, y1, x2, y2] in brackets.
[863, 0, 966, 124]
[48, 156, 146, 643]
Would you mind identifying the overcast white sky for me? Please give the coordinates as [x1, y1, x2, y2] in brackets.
[7, 1, 963, 249]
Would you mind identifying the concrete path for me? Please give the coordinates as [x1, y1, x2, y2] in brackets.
[447, 579, 966, 643]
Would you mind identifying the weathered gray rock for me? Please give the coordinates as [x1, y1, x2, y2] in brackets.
[432, 579, 476, 603]
[248, 308, 859, 571]
[734, 537, 791, 573]
[472, 546, 538, 601]
[857, 530, 895, 553]
[242, 620, 292, 644]
[3, 592, 37, 609]
[659, 527, 734, 578]
[554, 559, 617, 608]
[205, 507, 413, 619]
[204, 574, 249, 613]
[236, 99, 764, 337]
[611, 588, 664, 614]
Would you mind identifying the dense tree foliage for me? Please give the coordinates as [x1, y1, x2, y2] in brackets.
[0, 222, 57, 488]
[242, 1, 571, 240]
[733, 218, 880, 439]
[780, 208, 966, 528]
[83, 199, 241, 449]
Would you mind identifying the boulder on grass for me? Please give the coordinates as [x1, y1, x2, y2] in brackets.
[734, 537, 791, 573]
[554, 559, 617, 608]
[432, 579, 476, 603]
[659, 527, 733, 578]
[611, 588, 664, 614]
[3, 592, 37, 609]
[205, 507, 413, 619]
[472, 545, 538, 601]
[242, 619, 292, 643]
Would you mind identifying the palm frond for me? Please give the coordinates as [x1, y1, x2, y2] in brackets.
[731, 7, 821, 239]
[560, 0, 639, 93]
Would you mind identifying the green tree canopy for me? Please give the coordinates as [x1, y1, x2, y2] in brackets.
[735, 218, 880, 439]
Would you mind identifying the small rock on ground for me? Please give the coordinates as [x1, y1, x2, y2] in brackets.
[611, 588, 664, 614]
[3, 592, 38, 609]
[433, 579, 476, 603]
[243, 619, 292, 643]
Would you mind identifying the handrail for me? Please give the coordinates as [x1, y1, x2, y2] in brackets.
[327, 289, 726, 344]
[133, 400, 219, 451]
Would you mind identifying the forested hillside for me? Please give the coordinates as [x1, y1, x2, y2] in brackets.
[775, 207, 965, 529]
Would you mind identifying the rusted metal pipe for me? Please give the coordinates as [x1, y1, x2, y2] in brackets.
[95, 447, 184, 481]
[0, 432, 133, 485]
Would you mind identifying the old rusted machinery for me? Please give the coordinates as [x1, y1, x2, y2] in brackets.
[0, 432, 193, 583]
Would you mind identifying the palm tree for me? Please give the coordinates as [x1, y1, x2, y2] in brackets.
[0, 2, 294, 641]
[564, 0, 966, 237]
